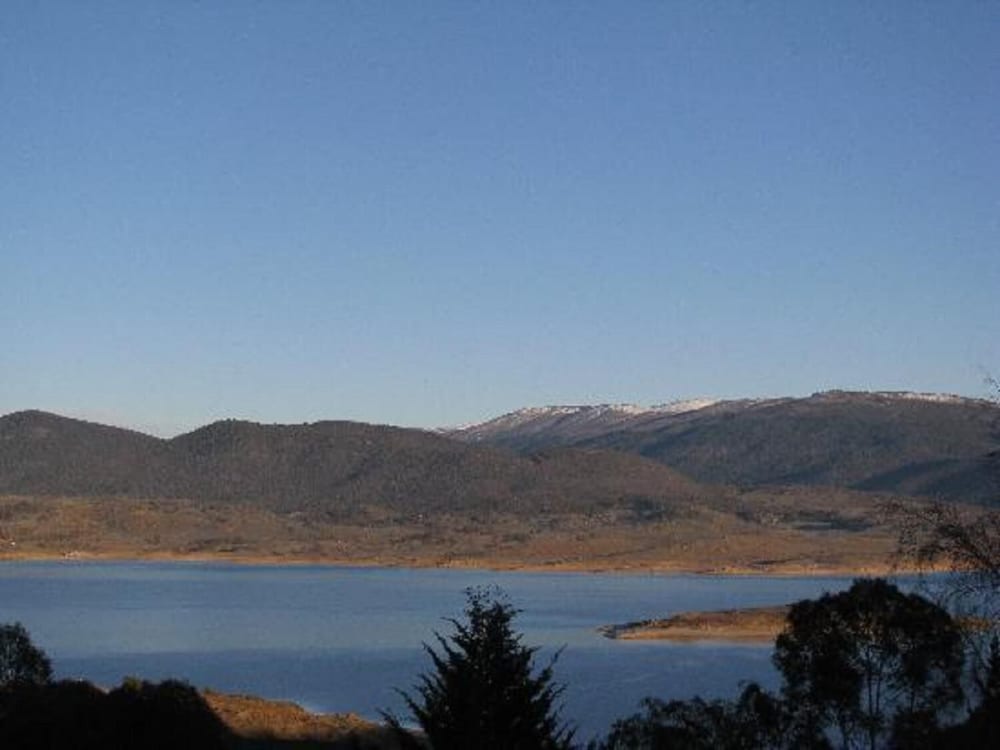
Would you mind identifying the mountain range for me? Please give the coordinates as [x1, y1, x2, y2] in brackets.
[2, 391, 996, 570]
[2, 391, 997, 514]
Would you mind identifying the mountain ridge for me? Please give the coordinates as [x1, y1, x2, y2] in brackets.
[451, 391, 991, 437]
[0, 402, 977, 571]
[0, 409, 716, 517]
[446, 391, 1000, 504]
[3, 388, 997, 513]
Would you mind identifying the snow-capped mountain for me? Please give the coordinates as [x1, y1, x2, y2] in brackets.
[449, 399, 721, 448]
[444, 391, 999, 504]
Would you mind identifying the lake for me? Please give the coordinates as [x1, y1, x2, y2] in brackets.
[0, 561, 915, 741]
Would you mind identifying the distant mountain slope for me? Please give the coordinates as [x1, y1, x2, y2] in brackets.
[0, 411, 719, 517]
[448, 392, 1000, 503]
[0, 410, 179, 497]
[448, 399, 727, 452]
[854, 453, 1000, 504]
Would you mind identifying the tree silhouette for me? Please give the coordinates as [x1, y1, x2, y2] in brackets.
[592, 682, 802, 750]
[390, 586, 574, 750]
[890, 500, 1000, 615]
[774, 578, 964, 750]
[0, 677, 231, 750]
[0, 622, 52, 686]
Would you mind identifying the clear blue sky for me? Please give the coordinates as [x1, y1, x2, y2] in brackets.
[3, 1, 998, 435]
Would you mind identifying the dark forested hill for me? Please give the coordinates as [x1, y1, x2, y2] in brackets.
[0, 410, 719, 517]
[0, 410, 179, 497]
[449, 392, 1000, 504]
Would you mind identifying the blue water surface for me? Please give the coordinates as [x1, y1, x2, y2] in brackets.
[0, 561, 914, 741]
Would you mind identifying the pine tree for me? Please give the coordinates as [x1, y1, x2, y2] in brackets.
[391, 587, 574, 750]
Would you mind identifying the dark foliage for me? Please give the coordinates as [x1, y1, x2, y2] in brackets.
[774, 578, 965, 750]
[936, 637, 1000, 748]
[0, 621, 52, 686]
[0, 679, 108, 749]
[591, 682, 806, 750]
[389, 587, 574, 750]
[107, 677, 233, 749]
[0, 677, 231, 750]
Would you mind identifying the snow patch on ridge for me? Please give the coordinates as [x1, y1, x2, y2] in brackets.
[444, 391, 985, 436]
[875, 391, 971, 404]
[451, 399, 721, 436]
[491, 400, 719, 425]
[649, 398, 721, 414]
[816, 390, 977, 405]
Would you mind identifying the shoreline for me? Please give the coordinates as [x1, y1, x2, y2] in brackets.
[0, 549, 934, 578]
[0, 494, 919, 580]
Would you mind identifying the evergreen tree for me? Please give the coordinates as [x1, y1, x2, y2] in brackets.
[391, 587, 574, 750]
[0, 622, 52, 686]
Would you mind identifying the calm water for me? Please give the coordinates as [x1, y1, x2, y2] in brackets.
[0, 561, 910, 741]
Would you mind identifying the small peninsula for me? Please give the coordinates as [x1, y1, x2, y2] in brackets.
[600, 605, 791, 642]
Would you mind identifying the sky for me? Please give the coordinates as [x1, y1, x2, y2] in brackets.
[2, 1, 998, 436]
